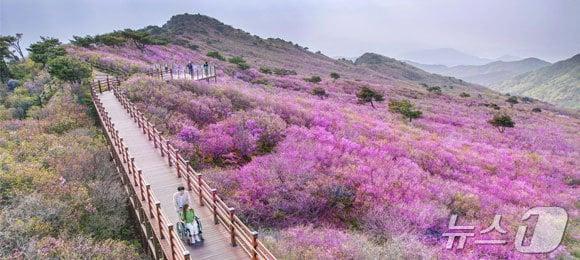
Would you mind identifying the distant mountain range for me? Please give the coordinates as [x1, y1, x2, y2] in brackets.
[401, 48, 495, 66]
[407, 58, 551, 86]
[400, 48, 527, 67]
[491, 54, 580, 109]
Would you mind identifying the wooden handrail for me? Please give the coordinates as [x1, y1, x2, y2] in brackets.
[92, 77, 276, 260]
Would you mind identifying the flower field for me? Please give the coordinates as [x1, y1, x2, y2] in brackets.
[72, 43, 579, 259]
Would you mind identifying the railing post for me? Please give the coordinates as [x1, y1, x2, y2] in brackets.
[156, 202, 164, 239]
[124, 147, 129, 164]
[229, 207, 237, 246]
[133, 167, 139, 187]
[141, 116, 147, 134]
[186, 167, 192, 191]
[168, 224, 176, 259]
[129, 158, 135, 175]
[167, 141, 173, 167]
[169, 69, 173, 79]
[252, 231, 258, 260]
[98, 80, 102, 93]
[146, 184, 153, 218]
[106, 75, 111, 91]
[138, 171, 145, 200]
[211, 189, 218, 224]
[197, 174, 204, 206]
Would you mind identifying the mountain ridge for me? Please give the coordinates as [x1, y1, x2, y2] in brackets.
[401, 48, 493, 66]
[408, 58, 551, 86]
[491, 53, 580, 109]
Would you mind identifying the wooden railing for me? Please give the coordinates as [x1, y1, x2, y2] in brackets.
[91, 82, 190, 260]
[91, 77, 276, 260]
[149, 64, 217, 82]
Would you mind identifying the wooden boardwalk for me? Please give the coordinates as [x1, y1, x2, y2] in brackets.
[98, 90, 246, 259]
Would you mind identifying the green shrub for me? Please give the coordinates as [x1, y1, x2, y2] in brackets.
[311, 87, 328, 99]
[5, 87, 36, 119]
[427, 86, 442, 94]
[356, 87, 384, 108]
[521, 96, 534, 103]
[330, 72, 340, 81]
[450, 193, 481, 218]
[272, 68, 297, 76]
[47, 117, 78, 134]
[488, 113, 515, 133]
[47, 56, 92, 84]
[304, 76, 322, 84]
[259, 67, 272, 74]
[251, 78, 269, 85]
[388, 99, 422, 122]
[506, 96, 518, 107]
[206, 51, 225, 61]
[532, 107, 542, 113]
[459, 92, 470, 98]
[228, 56, 250, 70]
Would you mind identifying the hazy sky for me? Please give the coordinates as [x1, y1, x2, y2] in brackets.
[1, 0, 579, 62]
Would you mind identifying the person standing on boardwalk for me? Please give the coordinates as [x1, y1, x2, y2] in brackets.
[173, 186, 192, 214]
[203, 61, 209, 77]
[187, 62, 194, 77]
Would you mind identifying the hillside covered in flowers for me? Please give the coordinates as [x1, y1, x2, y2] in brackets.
[68, 14, 579, 259]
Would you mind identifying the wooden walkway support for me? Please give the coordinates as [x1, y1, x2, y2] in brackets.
[90, 75, 275, 260]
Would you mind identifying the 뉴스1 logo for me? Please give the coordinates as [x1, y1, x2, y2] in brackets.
[443, 207, 568, 253]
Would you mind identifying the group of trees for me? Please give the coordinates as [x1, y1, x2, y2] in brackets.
[28, 37, 91, 84]
[0, 35, 92, 120]
[71, 29, 169, 52]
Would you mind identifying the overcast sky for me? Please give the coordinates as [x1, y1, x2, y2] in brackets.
[1, 0, 578, 62]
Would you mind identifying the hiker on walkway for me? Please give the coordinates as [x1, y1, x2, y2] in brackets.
[173, 186, 192, 214]
[187, 62, 194, 77]
[203, 61, 209, 77]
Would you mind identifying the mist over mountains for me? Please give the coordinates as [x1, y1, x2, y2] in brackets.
[407, 58, 551, 86]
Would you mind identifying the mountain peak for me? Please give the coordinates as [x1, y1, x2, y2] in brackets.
[163, 13, 245, 37]
[354, 52, 398, 65]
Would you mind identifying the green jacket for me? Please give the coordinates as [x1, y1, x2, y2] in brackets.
[181, 209, 196, 224]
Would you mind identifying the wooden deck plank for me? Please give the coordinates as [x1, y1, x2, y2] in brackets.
[98, 91, 246, 259]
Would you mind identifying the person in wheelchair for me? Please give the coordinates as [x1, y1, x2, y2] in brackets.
[179, 204, 202, 244]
